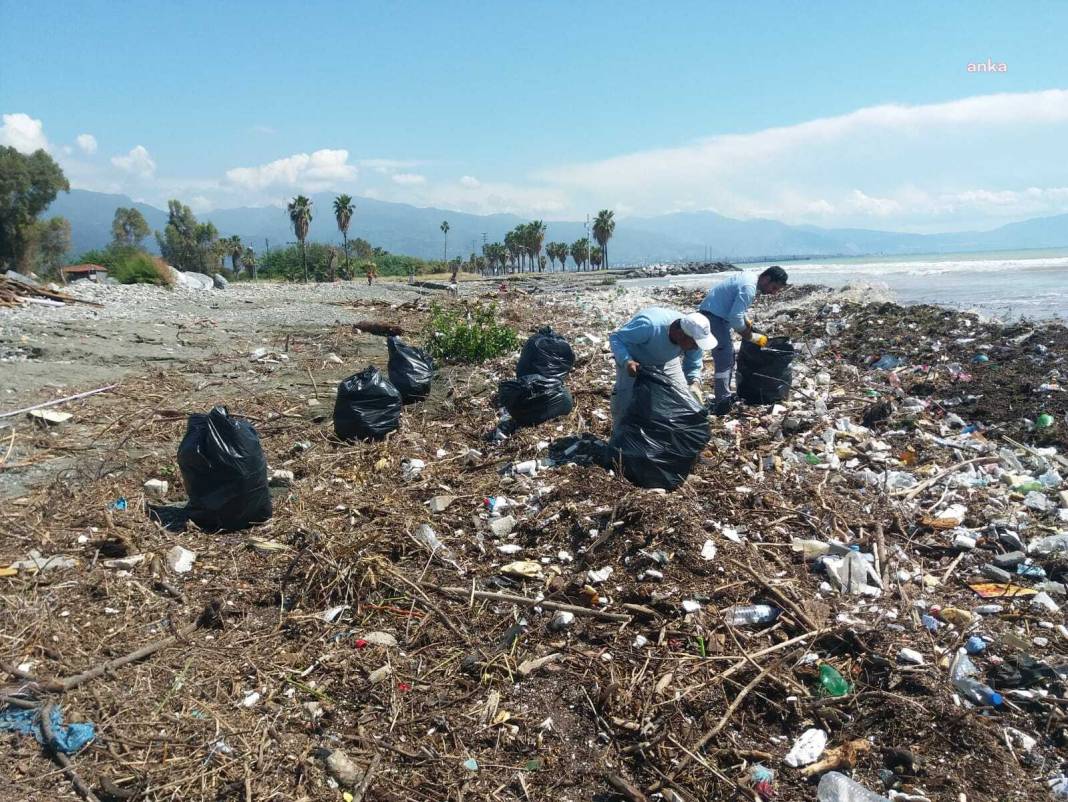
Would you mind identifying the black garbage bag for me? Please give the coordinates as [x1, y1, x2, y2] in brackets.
[516, 326, 575, 380]
[737, 336, 794, 405]
[334, 366, 403, 441]
[387, 336, 434, 403]
[497, 374, 574, 428]
[172, 406, 272, 532]
[608, 365, 710, 490]
[549, 434, 611, 467]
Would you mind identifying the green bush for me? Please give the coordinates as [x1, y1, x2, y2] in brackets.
[110, 252, 173, 285]
[423, 302, 519, 364]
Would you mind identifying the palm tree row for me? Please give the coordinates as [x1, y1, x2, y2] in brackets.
[477, 211, 615, 275]
[283, 193, 618, 281]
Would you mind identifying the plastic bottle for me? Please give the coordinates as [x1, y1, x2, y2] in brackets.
[950, 649, 1003, 707]
[726, 604, 780, 626]
[816, 770, 891, 801]
[1036, 413, 1055, 429]
[791, 538, 831, 560]
[819, 664, 851, 697]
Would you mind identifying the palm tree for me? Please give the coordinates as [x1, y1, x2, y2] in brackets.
[228, 235, 243, 272]
[528, 220, 547, 273]
[547, 241, 568, 272]
[504, 230, 519, 273]
[287, 195, 313, 282]
[333, 194, 354, 276]
[241, 246, 257, 280]
[590, 245, 603, 269]
[570, 238, 590, 272]
[593, 209, 616, 270]
[440, 220, 450, 262]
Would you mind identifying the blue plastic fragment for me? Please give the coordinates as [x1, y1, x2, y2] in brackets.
[0, 705, 95, 754]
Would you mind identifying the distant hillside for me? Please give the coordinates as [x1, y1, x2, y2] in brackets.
[46, 189, 1068, 263]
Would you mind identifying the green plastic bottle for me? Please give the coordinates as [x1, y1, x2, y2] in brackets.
[1036, 414, 1054, 429]
[804, 453, 822, 465]
[819, 663, 851, 697]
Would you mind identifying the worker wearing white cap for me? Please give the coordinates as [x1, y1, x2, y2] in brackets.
[608, 307, 716, 428]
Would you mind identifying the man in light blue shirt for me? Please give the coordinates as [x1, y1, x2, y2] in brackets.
[608, 307, 716, 427]
[698, 266, 788, 409]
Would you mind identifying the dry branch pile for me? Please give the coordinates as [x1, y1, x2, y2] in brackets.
[1, 284, 1066, 802]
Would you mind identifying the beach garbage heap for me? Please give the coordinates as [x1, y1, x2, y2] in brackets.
[497, 374, 574, 429]
[607, 364, 710, 490]
[175, 406, 272, 532]
[387, 335, 435, 404]
[737, 335, 795, 405]
[516, 326, 575, 381]
[334, 366, 403, 441]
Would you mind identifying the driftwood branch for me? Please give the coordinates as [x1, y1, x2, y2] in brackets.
[40, 702, 102, 802]
[431, 585, 632, 622]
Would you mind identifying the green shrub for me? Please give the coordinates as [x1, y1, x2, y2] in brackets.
[423, 302, 519, 364]
[110, 252, 174, 285]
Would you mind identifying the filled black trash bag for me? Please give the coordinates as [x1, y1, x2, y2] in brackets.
[334, 366, 403, 441]
[516, 326, 575, 380]
[387, 335, 434, 403]
[608, 365, 710, 490]
[737, 336, 794, 405]
[497, 374, 574, 428]
[174, 406, 272, 532]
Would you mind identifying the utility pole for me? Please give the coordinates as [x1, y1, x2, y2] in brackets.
[585, 214, 591, 272]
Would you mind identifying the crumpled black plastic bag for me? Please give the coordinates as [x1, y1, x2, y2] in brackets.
[549, 434, 610, 467]
[608, 365, 710, 490]
[988, 654, 1061, 690]
[171, 406, 272, 532]
[387, 336, 434, 403]
[516, 326, 575, 380]
[737, 336, 794, 405]
[497, 374, 574, 428]
[334, 366, 403, 441]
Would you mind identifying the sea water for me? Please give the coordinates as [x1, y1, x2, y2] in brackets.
[624, 249, 1068, 322]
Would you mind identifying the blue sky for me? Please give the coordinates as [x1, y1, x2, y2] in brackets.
[2, 0, 1068, 231]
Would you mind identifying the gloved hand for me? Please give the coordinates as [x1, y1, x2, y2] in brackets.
[689, 382, 704, 404]
[750, 332, 768, 348]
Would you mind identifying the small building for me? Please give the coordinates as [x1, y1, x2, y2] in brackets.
[61, 264, 108, 282]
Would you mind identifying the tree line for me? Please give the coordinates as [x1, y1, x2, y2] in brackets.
[0, 146, 622, 284]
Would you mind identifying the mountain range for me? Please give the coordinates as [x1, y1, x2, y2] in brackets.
[48, 189, 1068, 264]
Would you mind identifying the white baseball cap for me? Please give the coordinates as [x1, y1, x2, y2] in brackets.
[680, 312, 717, 350]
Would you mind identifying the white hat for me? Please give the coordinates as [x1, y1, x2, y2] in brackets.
[680, 312, 717, 350]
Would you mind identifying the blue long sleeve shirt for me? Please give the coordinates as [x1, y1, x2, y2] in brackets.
[699, 272, 758, 333]
[609, 306, 703, 382]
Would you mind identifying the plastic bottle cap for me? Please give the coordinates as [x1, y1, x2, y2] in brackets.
[990, 692, 1003, 706]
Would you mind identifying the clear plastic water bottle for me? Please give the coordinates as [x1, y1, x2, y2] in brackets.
[816, 771, 891, 802]
[726, 604, 780, 626]
[950, 649, 1003, 707]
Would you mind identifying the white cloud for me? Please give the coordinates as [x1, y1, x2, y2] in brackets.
[392, 172, 426, 185]
[225, 148, 357, 191]
[459, 175, 481, 188]
[111, 145, 156, 178]
[0, 113, 50, 153]
[359, 158, 420, 174]
[539, 89, 1068, 229]
[75, 133, 97, 155]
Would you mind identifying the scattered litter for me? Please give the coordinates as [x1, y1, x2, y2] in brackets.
[784, 728, 827, 767]
[165, 545, 196, 574]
